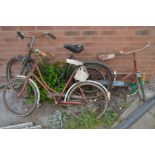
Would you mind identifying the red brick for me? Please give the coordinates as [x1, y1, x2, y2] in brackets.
[100, 31, 116, 35]
[36, 26, 54, 30]
[0, 38, 4, 42]
[57, 37, 73, 42]
[73, 37, 90, 42]
[108, 36, 125, 41]
[73, 26, 91, 30]
[18, 26, 36, 31]
[125, 36, 147, 41]
[4, 38, 19, 42]
[0, 32, 16, 38]
[126, 26, 146, 30]
[52, 26, 73, 30]
[136, 30, 150, 35]
[64, 31, 80, 36]
[1, 26, 17, 31]
[83, 31, 97, 36]
[83, 42, 96, 46]
[90, 36, 108, 41]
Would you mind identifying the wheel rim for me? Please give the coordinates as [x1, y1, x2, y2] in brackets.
[67, 82, 108, 119]
[85, 64, 113, 90]
[3, 78, 37, 116]
[7, 60, 28, 81]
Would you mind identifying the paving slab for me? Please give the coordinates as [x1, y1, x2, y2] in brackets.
[131, 113, 155, 129]
[113, 87, 155, 129]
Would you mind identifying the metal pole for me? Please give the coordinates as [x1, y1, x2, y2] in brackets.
[115, 96, 155, 129]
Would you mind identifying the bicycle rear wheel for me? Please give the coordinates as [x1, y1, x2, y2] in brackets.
[3, 77, 38, 116]
[66, 81, 109, 119]
[84, 61, 114, 90]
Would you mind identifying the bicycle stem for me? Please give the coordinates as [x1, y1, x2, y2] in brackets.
[29, 36, 36, 50]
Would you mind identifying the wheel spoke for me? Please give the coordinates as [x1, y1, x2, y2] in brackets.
[3, 77, 38, 116]
[67, 82, 108, 119]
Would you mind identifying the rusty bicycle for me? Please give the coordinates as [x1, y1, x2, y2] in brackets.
[97, 42, 151, 101]
[3, 48, 110, 119]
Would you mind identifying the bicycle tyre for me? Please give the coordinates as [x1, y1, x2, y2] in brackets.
[3, 77, 39, 116]
[84, 60, 114, 90]
[137, 76, 146, 101]
[66, 81, 109, 119]
[6, 56, 34, 82]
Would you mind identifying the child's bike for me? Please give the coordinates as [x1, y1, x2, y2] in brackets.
[98, 42, 151, 101]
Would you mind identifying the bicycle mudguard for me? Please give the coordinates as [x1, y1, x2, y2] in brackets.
[16, 75, 40, 106]
[64, 80, 111, 102]
[83, 60, 115, 78]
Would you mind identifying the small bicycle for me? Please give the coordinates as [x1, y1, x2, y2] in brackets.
[98, 42, 151, 101]
[3, 49, 110, 119]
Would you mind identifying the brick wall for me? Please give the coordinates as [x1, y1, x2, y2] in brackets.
[0, 26, 155, 81]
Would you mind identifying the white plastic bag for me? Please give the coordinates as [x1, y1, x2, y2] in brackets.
[74, 66, 89, 82]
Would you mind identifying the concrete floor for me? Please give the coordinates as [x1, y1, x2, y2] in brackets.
[0, 88, 57, 128]
[0, 84, 155, 129]
[113, 86, 155, 129]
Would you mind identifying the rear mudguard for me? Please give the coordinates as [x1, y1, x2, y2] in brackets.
[84, 60, 114, 78]
[66, 60, 115, 81]
[64, 80, 111, 102]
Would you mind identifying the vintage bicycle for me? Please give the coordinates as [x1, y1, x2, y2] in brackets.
[3, 49, 110, 119]
[97, 42, 151, 101]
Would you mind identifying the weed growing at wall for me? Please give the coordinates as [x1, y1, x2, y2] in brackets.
[36, 58, 66, 103]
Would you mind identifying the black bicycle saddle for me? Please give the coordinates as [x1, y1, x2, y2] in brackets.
[64, 44, 84, 53]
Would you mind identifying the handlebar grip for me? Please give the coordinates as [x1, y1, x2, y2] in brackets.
[17, 32, 25, 39]
[48, 33, 56, 39]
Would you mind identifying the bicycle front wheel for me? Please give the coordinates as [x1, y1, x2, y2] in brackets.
[6, 56, 34, 82]
[3, 77, 39, 116]
[137, 76, 146, 101]
[66, 81, 109, 119]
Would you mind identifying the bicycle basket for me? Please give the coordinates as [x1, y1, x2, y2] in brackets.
[74, 66, 89, 82]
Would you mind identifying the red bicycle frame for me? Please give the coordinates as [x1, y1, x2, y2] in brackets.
[18, 63, 87, 105]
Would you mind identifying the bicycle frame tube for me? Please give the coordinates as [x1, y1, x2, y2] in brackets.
[18, 63, 76, 98]
[61, 54, 74, 80]
[133, 52, 138, 73]
[121, 54, 138, 83]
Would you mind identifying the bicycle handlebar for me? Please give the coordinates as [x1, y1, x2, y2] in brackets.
[16, 31, 56, 50]
[16, 31, 56, 40]
[47, 33, 56, 39]
[113, 41, 151, 55]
